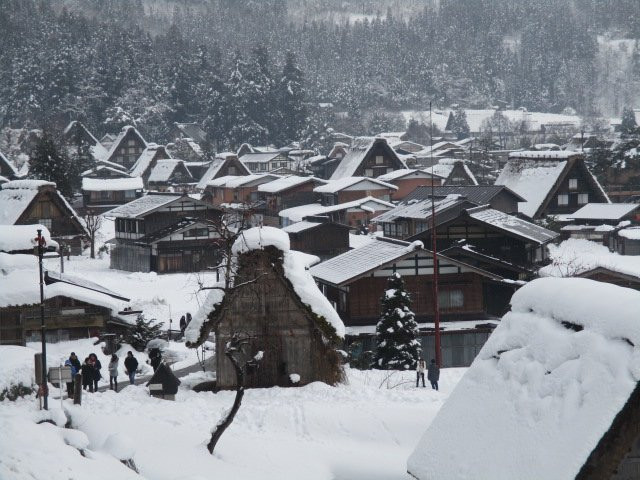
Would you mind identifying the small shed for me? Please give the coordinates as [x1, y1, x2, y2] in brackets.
[146, 362, 181, 400]
[185, 227, 345, 390]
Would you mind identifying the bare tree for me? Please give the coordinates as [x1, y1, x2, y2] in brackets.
[207, 333, 262, 454]
[83, 209, 103, 259]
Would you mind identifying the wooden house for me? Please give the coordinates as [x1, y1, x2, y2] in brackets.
[167, 137, 205, 163]
[310, 237, 519, 367]
[314, 176, 397, 206]
[282, 219, 350, 260]
[81, 176, 143, 213]
[202, 174, 279, 209]
[0, 180, 88, 254]
[103, 125, 148, 170]
[257, 176, 327, 226]
[330, 137, 407, 180]
[185, 227, 345, 389]
[560, 203, 640, 243]
[106, 193, 222, 273]
[241, 151, 291, 173]
[423, 159, 478, 186]
[495, 151, 609, 219]
[279, 196, 395, 229]
[195, 153, 250, 192]
[147, 159, 194, 192]
[129, 144, 172, 187]
[403, 185, 525, 214]
[61, 120, 108, 163]
[376, 169, 444, 200]
[169, 122, 207, 144]
[0, 261, 133, 345]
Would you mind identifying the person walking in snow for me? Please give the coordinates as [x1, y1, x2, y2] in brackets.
[124, 351, 138, 385]
[427, 359, 440, 391]
[149, 348, 162, 372]
[64, 354, 79, 396]
[416, 357, 426, 387]
[108, 354, 119, 391]
[179, 315, 187, 336]
[89, 353, 102, 391]
[186, 312, 192, 325]
[81, 357, 94, 392]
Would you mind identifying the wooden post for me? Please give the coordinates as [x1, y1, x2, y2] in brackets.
[73, 373, 82, 405]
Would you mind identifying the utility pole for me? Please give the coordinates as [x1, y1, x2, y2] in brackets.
[429, 102, 442, 368]
[37, 229, 48, 410]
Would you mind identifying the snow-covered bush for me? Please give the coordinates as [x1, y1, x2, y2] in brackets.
[125, 314, 165, 352]
[0, 383, 34, 401]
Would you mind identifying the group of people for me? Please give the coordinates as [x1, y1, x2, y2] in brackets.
[63, 351, 139, 394]
[416, 358, 440, 390]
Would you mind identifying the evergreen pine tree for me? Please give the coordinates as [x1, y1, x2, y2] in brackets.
[620, 106, 639, 136]
[372, 273, 421, 370]
[276, 51, 306, 145]
[451, 107, 470, 140]
[125, 314, 165, 351]
[28, 132, 78, 198]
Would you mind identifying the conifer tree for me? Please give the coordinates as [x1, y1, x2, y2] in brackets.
[125, 314, 165, 351]
[372, 273, 421, 370]
[276, 51, 306, 145]
[28, 132, 79, 198]
[451, 107, 470, 140]
[620, 106, 639, 136]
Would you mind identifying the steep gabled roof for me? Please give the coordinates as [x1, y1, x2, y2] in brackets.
[422, 159, 478, 186]
[104, 125, 147, 163]
[130, 144, 171, 178]
[330, 137, 406, 179]
[496, 153, 610, 218]
[148, 159, 193, 183]
[195, 154, 250, 191]
[0, 150, 18, 178]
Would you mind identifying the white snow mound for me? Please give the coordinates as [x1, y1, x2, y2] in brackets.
[232, 226, 290, 255]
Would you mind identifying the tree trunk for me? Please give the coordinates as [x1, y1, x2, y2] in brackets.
[90, 235, 95, 259]
[207, 349, 244, 454]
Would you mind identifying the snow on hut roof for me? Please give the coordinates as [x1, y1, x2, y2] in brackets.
[372, 195, 465, 223]
[240, 152, 282, 163]
[104, 125, 147, 161]
[208, 174, 279, 189]
[231, 226, 345, 338]
[508, 150, 582, 160]
[311, 237, 424, 286]
[0, 180, 55, 224]
[279, 196, 395, 223]
[495, 159, 568, 218]
[422, 159, 478, 185]
[568, 203, 640, 221]
[466, 205, 559, 244]
[408, 276, 640, 479]
[148, 159, 192, 183]
[104, 193, 183, 218]
[0, 150, 18, 176]
[0, 225, 57, 252]
[618, 227, 640, 240]
[329, 136, 375, 179]
[314, 176, 397, 193]
[195, 156, 250, 191]
[257, 175, 326, 193]
[82, 177, 143, 192]
[281, 221, 322, 234]
[376, 169, 439, 182]
[129, 143, 169, 177]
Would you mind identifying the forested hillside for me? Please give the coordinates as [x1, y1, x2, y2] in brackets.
[0, 0, 638, 148]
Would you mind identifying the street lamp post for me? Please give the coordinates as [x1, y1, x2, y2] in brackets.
[429, 102, 442, 368]
[37, 229, 48, 410]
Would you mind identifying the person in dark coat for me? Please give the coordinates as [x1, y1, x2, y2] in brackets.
[416, 357, 426, 387]
[179, 315, 187, 336]
[427, 359, 440, 391]
[186, 312, 192, 325]
[124, 351, 138, 385]
[149, 348, 162, 372]
[81, 357, 94, 392]
[89, 353, 102, 391]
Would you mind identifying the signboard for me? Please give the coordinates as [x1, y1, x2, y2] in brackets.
[48, 366, 73, 384]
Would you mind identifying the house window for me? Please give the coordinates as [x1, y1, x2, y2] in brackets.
[184, 228, 209, 238]
[100, 191, 110, 200]
[125, 190, 136, 199]
[128, 139, 136, 146]
[557, 194, 569, 206]
[39, 218, 52, 229]
[569, 178, 578, 190]
[228, 166, 236, 175]
[375, 155, 384, 165]
[578, 193, 589, 204]
[364, 168, 373, 177]
[439, 289, 464, 310]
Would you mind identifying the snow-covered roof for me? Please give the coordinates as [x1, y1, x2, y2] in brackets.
[129, 143, 169, 178]
[231, 226, 344, 338]
[329, 137, 403, 180]
[422, 159, 478, 185]
[0, 150, 18, 176]
[310, 237, 423, 286]
[314, 176, 397, 193]
[279, 196, 395, 223]
[208, 174, 279, 189]
[0, 225, 57, 252]
[195, 156, 249, 191]
[104, 125, 147, 162]
[82, 177, 143, 192]
[408, 276, 640, 479]
[376, 169, 438, 182]
[105, 194, 183, 218]
[281, 221, 322, 234]
[257, 175, 326, 193]
[466, 205, 559, 244]
[568, 203, 639, 221]
[618, 227, 640, 240]
[0, 181, 56, 224]
[148, 160, 192, 183]
[372, 195, 465, 223]
[508, 150, 582, 160]
[240, 152, 282, 163]
[495, 159, 568, 218]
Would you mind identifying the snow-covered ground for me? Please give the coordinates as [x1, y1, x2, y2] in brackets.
[0, 356, 465, 480]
